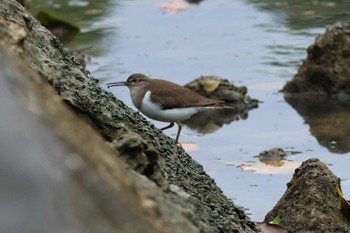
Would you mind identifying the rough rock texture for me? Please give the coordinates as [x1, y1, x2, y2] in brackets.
[0, 0, 259, 232]
[282, 21, 350, 154]
[185, 75, 259, 108]
[283, 22, 350, 94]
[265, 159, 350, 233]
[258, 148, 287, 161]
[0, 48, 194, 233]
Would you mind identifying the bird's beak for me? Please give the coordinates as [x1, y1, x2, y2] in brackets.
[106, 81, 127, 88]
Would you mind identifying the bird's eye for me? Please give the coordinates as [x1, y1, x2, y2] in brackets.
[131, 78, 138, 83]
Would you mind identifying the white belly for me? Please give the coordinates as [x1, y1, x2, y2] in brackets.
[140, 91, 200, 122]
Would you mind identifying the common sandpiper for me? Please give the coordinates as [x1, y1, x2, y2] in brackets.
[107, 73, 225, 144]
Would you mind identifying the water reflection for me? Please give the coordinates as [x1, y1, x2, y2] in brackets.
[158, 0, 204, 15]
[285, 94, 350, 154]
[240, 160, 300, 174]
[238, 148, 301, 174]
[182, 106, 249, 134]
[246, 0, 350, 29]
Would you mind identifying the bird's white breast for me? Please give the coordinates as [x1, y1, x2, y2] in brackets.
[140, 91, 199, 122]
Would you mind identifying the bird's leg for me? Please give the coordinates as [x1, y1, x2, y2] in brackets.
[161, 122, 174, 131]
[175, 122, 183, 144]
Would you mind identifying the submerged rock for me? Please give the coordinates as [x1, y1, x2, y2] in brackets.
[265, 158, 350, 233]
[283, 22, 350, 154]
[258, 148, 287, 161]
[185, 75, 259, 108]
[183, 75, 259, 134]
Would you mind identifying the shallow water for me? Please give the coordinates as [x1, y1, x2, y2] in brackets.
[31, 0, 350, 220]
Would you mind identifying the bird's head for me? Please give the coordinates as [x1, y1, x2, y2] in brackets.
[107, 73, 150, 90]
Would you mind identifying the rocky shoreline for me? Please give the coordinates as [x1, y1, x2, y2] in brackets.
[0, 0, 257, 232]
[1, 0, 350, 232]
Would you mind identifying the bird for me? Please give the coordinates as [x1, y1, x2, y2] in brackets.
[107, 73, 225, 144]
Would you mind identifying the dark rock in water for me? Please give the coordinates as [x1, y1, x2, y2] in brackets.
[258, 148, 287, 161]
[265, 158, 350, 233]
[185, 75, 259, 108]
[183, 75, 258, 135]
[283, 22, 350, 94]
[283, 22, 350, 154]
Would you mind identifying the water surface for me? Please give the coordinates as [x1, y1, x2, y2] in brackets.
[31, 0, 350, 220]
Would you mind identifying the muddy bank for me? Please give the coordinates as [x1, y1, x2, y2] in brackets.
[0, 0, 258, 232]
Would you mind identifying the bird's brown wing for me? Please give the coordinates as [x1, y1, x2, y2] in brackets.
[150, 79, 223, 110]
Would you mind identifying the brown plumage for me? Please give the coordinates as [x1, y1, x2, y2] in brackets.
[149, 80, 222, 109]
[107, 73, 226, 144]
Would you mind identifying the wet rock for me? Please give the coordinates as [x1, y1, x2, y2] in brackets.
[183, 75, 258, 134]
[282, 22, 350, 154]
[185, 75, 259, 108]
[0, 0, 259, 232]
[258, 148, 287, 161]
[283, 22, 350, 94]
[265, 158, 350, 233]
